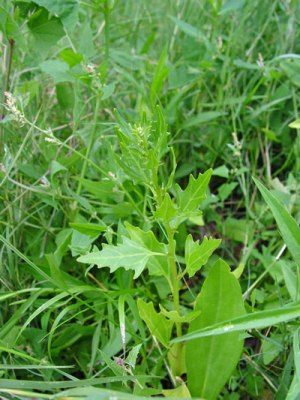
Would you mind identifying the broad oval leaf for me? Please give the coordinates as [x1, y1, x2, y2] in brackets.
[185, 259, 245, 400]
[32, 0, 79, 30]
[28, 9, 65, 55]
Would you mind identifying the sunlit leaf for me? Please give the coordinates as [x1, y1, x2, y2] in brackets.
[154, 193, 177, 221]
[78, 236, 166, 279]
[289, 119, 300, 129]
[185, 234, 221, 277]
[124, 222, 169, 276]
[162, 382, 191, 398]
[175, 169, 213, 217]
[137, 299, 173, 348]
[185, 259, 245, 399]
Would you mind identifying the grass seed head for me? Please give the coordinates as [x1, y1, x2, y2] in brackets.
[4, 91, 26, 126]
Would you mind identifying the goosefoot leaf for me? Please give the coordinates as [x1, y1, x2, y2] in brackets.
[124, 222, 169, 277]
[253, 178, 300, 264]
[159, 305, 200, 323]
[137, 299, 173, 348]
[185, 234, 221, 277]
[154, 193, 177, 221]
[185, 259, 245, 400]
[175, 169, 213, 216]
[77, 237, 166, 279]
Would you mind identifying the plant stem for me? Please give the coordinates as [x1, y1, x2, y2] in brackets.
[104, 1, 110, 62]
[151, 167, 162, 205]
[151, 159, 181, 336]
[1, 38, 15, 155]
[102, 0, 110, 83]
[76, 95, 101, 197]
[165, 223, 182, 337]
[165, 221, 184, 378]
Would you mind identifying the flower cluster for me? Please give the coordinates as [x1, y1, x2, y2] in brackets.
[4, 91, 26, 126]
[85, 64, 101, 90]
[231, 131, 242, 158]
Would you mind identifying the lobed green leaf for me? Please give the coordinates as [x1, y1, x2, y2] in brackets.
[185, 234, 221, 277]
[137, 299, 173, 348]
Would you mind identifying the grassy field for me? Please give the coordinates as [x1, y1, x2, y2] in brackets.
[1, 0, 300, 399]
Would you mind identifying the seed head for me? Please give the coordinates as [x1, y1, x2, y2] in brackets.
[4, 91, 26, 126]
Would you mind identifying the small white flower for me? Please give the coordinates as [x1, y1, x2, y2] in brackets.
[230, 132, 242, 157]
[257, 52, 265, 68]
[40, 176, 50, 187]
[108, 171, 116, 180]
[0, 163, 6, 173]
[86, 64, 96, 74]
[45, 137, 59, 144]
[218, 36, 223, 49]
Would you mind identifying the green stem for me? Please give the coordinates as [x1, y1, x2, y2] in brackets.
[102, 0, 110, 83]
[165, 222, 184, 378]
[165, 223, 182, 337]
[151, 166, 162, 204]
[1, 38, 15, 155]
[104, 1, 110, 62]
[150, 162, 181, 335]
[76, 95, 101, 197]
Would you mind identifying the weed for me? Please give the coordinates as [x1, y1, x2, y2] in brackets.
[1, 1, 300, 399]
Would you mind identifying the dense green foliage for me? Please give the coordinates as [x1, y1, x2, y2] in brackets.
[1, 0, 300, 399]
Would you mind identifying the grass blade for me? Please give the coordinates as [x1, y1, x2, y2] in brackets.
[253, 178, 300, 263]
[172, 302, 300, 343]
[0, 376, 157, 390]
[0, 233, 56, 284]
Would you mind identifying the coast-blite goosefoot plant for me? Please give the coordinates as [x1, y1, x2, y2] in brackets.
[78, 107, 246, 399]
